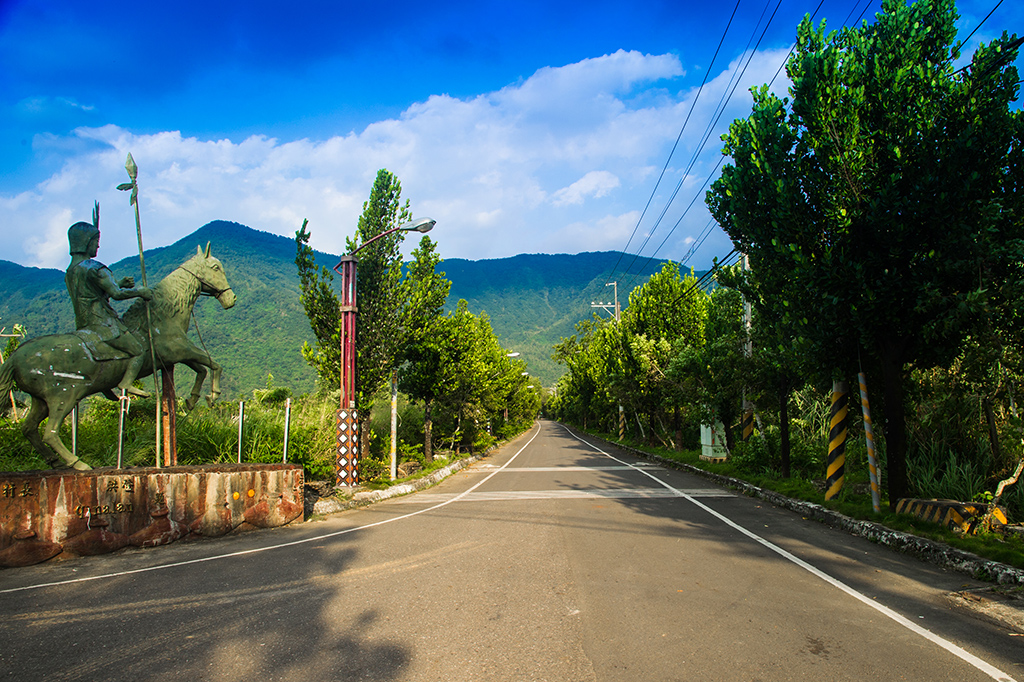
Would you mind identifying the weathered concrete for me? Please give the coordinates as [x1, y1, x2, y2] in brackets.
[0, 463, 303, 565]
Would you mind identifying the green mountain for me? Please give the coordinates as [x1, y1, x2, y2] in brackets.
[441, 252, 672, 383]
[0, 221, 682, 394]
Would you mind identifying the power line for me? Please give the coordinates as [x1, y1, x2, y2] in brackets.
[603, 0, 743, 287]
[959, 0, 1004, 50]
[668, 248, 739, 308]
[617, 0, 786, 292]
[617, 0, 777, 284]
[767, 0, 827, 88]
[618, 156, 726, 294]
[603, 0, 854, 311]
[622, 0, 860, 295]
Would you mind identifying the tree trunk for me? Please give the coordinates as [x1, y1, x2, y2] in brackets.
[673, 405, 683, 451]
[424, 400, 434, 463]
[359, 413, 371, 479]
[722, 406, 736, 454]
[779, 378, 791, 478]
[878, 344, 909, 508]
[982, 397, 1002, 463]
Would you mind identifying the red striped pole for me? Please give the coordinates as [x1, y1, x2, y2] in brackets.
[336, 254, 359, 487]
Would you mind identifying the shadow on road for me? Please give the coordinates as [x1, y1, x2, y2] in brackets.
[0, 532, 411, 681]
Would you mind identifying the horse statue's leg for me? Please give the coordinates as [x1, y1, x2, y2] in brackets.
[175, 346, 222, 407]
[21, 399, 63, 469]
[39, 398, 90, 471]
[180, 360, 208, 412]
[206, 358, 223, 406]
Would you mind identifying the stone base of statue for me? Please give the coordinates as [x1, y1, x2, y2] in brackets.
[0, 463, 303, 567]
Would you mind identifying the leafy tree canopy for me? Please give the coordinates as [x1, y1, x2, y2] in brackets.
[706, 0, 1022, 502]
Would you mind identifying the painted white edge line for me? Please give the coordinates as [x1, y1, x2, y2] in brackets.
[562, 426, 1016, 682]
[0, 424, 544, 596]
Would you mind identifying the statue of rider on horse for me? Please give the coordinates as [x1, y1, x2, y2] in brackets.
[1, 206, 236, 470]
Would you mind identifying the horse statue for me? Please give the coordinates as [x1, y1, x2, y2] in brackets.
[0, 244, 236, 470]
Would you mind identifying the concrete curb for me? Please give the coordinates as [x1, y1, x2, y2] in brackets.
[311, 454, 483, 516]
[576, 428, 1024, 587]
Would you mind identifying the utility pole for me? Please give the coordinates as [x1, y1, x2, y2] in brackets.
[592, 282, 625, 440]
[591, 281, 620, 322]
[390, 368, 398, 481]
[741, 253, 755, 442]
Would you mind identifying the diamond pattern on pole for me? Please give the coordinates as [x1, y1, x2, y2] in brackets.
[335, 408, 359, 487]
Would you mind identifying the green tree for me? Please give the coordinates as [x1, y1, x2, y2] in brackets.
[552, 317, 613, 430]
[399, 236, 452, 462]
[616, 263, 707, 445]
[295, 220, 341, 390]
[707, 0, 1022, 504]
[668, 284, 747, 452]
[426, 301, 494, 452]
[295, 169, 415, 467]
[348, 170, 413, 455]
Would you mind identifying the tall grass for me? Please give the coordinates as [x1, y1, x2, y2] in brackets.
[1, 390, 464, 484]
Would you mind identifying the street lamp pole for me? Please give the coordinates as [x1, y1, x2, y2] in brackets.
[332, 217, 435, 487]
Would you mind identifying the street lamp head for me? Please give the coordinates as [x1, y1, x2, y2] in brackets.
[506, 352, 520, 358]
[399, 217, 436, 234]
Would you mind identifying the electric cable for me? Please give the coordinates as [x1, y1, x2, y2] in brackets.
[617, 0, 777, 288]
[617, 0, 785, 293]
[959, 0, 1004, 50]
[603, 0, 743, 287]
[601, 0, 856, 311]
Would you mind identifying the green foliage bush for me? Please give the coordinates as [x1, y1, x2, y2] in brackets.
[730, 425, 824, 480]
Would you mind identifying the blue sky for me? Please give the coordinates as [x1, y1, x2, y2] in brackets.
[1, 0, 1020, 279]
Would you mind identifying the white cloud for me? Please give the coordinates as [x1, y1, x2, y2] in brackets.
[1, 47, 788, 271]
[551, 171, 621, 206]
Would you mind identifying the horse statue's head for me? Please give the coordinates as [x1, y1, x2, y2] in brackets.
[186, 242, 236, 309]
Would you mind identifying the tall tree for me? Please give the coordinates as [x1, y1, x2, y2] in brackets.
[668, 284, 747, 453]
[346, 170, 413, 456]
[295, 169, 414, 461]
[399, 236, 451, 462]
[295, 219, 341, 390]
[707, 0, 1022, 504]
[616, 263, 707, 444]
[552, 317, 612, 430]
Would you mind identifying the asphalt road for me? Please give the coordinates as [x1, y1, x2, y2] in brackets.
[0, 420, 1021, 681]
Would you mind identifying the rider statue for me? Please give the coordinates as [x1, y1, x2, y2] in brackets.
[65, 218, 154, 397]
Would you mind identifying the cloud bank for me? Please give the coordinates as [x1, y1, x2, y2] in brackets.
[1, 47, 790, 271]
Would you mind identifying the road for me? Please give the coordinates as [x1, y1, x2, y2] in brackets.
[0, 420, 1020, 681]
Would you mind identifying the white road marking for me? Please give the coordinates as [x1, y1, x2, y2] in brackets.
[561, 426, 1017, 682]
[473, 464, 664, 472]
[393, 487, 732, 503]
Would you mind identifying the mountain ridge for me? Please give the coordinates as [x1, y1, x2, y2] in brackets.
[0, 221, 680, 393]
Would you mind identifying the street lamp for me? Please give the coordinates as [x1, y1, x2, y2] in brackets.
[331, 217, 436, 487]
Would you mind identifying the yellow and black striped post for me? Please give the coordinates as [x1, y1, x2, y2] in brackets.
[618, 404, 625, 441]
[826, 380, 849, 501]
[741, 398, 754, 442]
[858, 371, 882, 512]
